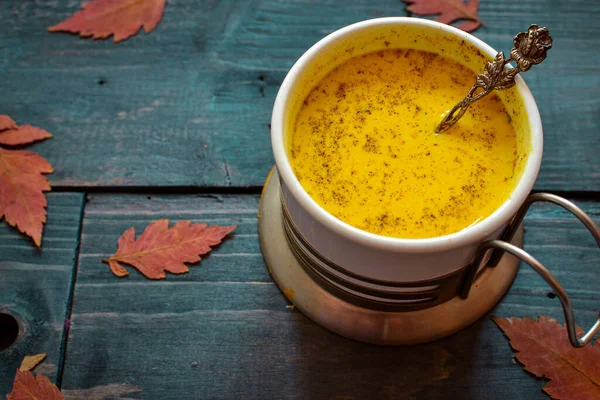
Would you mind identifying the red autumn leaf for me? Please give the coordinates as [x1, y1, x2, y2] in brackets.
[493, 316, 600, 400]
[0, 115, 17, 131]
[6, 370, 64, 400]
[0, 149, 53, 247]
[0, 117, 53, 247]
[0, 125, 53, 146]
[103, 219, 236, 279]
[403, 0, 483, 33]
[48, 0, 167, 43]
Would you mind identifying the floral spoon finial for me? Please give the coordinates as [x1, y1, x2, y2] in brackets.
[436, 25, 552, 133]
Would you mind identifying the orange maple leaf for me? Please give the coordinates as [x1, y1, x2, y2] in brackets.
[0, 116, 53, 247]
[493, 316, 600, 400]
[103, 219, 237, 279]
[6, 370, 64, 400]
[403, 0, 484, 33]
[0, 125, 53, 147]
[48, 0, 167, 43]
[0, 115, 17, 131]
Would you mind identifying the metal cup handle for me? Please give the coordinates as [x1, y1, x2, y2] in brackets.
[464, 193, 600, 348]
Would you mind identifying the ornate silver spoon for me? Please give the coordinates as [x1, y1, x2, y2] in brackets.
[436, 25, 553, 133]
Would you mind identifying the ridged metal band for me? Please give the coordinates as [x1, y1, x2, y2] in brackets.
[279, 189, 477, 312]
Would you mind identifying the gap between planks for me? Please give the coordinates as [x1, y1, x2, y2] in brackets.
[77, 281, 274, 288]
[79, 252, 262, 258]
[55, 194, 86, 390]
[51, 185, 265, 195]
[47, 185, 600, 201]
[84, 210, 258, 216]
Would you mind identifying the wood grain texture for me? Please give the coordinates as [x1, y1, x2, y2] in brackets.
[61, 194, 600, 399]
[0, 193, 84, 396]
[0, 0, 598, 190]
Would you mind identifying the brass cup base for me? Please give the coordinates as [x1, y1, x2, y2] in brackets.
[258, 168, 522, 345]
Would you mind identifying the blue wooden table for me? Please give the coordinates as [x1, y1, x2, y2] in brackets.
[1, 1, 599, 399]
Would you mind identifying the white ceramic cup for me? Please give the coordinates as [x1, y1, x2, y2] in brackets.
[271, 17, 543, 283]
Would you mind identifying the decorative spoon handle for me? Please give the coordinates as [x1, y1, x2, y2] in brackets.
[436, 25, 552, 133]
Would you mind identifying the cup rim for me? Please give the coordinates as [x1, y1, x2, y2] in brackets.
[271, 17, 543, 253]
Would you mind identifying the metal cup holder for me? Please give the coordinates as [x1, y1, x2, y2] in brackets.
[462, 193, 600, 348]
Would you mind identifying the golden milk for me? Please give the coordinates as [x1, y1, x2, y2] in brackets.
[288, 49, 524, 239]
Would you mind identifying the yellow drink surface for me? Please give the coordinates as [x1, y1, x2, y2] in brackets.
[289, 49, 522, 239]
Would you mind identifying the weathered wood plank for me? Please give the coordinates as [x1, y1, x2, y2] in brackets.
[0, 193, 84, 395]
[61, 194, 600, 399]
[0, 0, 598, 190]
